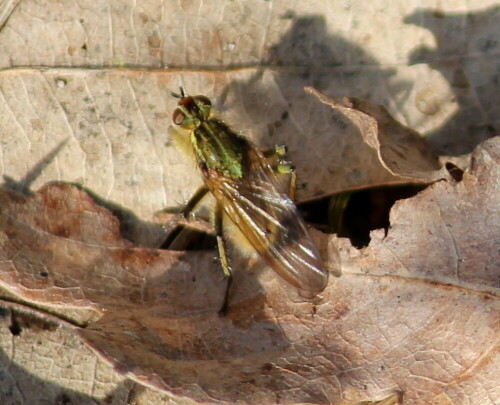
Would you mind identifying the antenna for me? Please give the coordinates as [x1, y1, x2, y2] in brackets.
[171, 86, 185, 99]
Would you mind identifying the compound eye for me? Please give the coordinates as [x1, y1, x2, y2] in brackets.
[194, 95, 211, 107]
[172, 108, 186, 126]
[194, 95, 212, 120]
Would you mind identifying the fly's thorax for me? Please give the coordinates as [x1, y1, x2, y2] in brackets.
[191, 119, 247, 179]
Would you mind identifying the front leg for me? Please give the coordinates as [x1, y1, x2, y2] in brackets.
[161, 185, 210, 249]
[181, 185, 210, 218]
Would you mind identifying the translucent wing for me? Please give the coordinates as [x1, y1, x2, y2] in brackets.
[203, 144, 328, 293]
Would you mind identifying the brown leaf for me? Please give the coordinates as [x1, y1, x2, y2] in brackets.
[1, 138, 499, 403]
[341, 137, 500, 292]
[0, 183, 225, 314]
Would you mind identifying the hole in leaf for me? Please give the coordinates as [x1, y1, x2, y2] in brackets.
[445, 162, 464, 182]
[299, 184, 428, 248]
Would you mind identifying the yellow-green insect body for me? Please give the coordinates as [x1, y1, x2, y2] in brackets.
[191, 120, 245, 179]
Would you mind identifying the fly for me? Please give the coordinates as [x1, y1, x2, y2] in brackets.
[169, 88, 328, 312]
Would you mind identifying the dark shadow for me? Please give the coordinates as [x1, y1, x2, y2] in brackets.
[0, 139, 169, 248]
[222, 9, 498, 158]
[264, 14, 397, 101]
[225, 13, 398, 112]
[0, 307, 136, 405]
[266, 13, 348, 68]
[299, 184, 428, 248]
[405, 6, 499, 155]
[66, 182, 169, 248]
[2, 138, 69, 196]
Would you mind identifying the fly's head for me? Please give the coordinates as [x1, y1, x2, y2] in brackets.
[172, 89, 212, 130]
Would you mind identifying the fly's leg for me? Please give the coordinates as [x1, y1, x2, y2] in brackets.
[162, 185, 210, 249]
[215, 202, 232, 314]
[263, 144, 297, 201]
[278, 164, 297, 202]
[180, 185, 210, 218]
[262, 144, 288, 159]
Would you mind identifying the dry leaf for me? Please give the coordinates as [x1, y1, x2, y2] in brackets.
[1, 2, 498, 404]
[305, 87, 444, 185]
[0, 304, 134, 404]
[1, 137, 498, 404]
[341, 137, 500, 293]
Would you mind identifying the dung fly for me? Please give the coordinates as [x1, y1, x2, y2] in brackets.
[169, 89, 328, 312]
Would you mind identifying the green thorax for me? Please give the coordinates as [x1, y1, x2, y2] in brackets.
[191, 119, 246, 179]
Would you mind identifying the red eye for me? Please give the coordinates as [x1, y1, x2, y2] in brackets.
[172, 109, 185, 126]
[178, 96, 195, 109]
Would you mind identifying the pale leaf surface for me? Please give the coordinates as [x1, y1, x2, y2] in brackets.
[0, 1, 498, 216]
